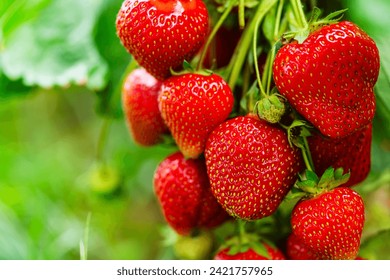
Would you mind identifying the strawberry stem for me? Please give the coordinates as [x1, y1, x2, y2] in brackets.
[253, 16, 267, 99]
[237, 220, 248, 245]
[227, 0, 278, 91]
[300, 136, 315, 172]
[290, 0, 308, 29]
[197, 0, 238, 71]
[238, 0, 245, 29]
[261, 0, 284, 95]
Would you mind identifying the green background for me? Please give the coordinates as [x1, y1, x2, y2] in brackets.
[0, 0, 390, 259]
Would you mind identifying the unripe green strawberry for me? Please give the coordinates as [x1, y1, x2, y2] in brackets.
[88, 163, 120, 195]
[174, 230, 214, 260]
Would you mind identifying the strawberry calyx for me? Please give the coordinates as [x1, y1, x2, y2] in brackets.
[296, 167, 351, 197]
[254, 93, 286, 124]
[221, 233, 271, 259]
[170, 60, 213, 77]
[284, 0, 347, 43]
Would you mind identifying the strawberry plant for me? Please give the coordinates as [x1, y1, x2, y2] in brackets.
[113, 0, 387, 260]
[1, 0, 390, 261]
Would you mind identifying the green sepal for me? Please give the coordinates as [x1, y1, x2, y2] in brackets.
[303, 169, 319, 183]
[317, 167, 335, 189]
[169, 60, 213, 77]
[296, 167, 351, 196]
[251, 241, 271, 259]
[227, 244, 242, 255]
[309, 8, 348, 32]
[285, 119, 312, 148]
[285, 186, 307, 201]
[255, 94, 286, 124]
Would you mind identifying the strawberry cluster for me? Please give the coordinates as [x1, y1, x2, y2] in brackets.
[116, 0, 380, 260]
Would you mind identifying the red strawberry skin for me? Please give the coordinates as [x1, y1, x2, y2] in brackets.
[214, 244, 286, 260]
[122, 68, 168, 146]
[205, 115, 303, 220]
[273, 21, 380, 138]
[308, 123, 372, 187]
[286, 233, 318, 260]
[116, 0, 209, 80]
[159, 73, 234, 158]
[153, 152, 228, 235]
[291, 187, 365, 260]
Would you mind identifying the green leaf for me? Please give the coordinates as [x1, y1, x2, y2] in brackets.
[0, 0, 52, 46]
[0, 68, 33, 100]
[262, 5, 276, 43]
[0, 0, 108, 90]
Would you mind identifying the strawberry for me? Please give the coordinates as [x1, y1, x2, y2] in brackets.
[153, 151, 228, 235]
[273, 21, 380, 138]
[116, 0, 209, 81]
[214, 236, 285, 260]
[286, 233, 318, 260]
[174, 230, 214, 260]
[159, 73, 234, 158]
[205, 114, 303, 220]
[122, 68, 168, 146]
[308, 123, 372, 187]
[286, 232, 366, 260]
[291, 185, 365, 260]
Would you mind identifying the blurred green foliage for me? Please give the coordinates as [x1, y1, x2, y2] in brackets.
[0, 0, 390, 259]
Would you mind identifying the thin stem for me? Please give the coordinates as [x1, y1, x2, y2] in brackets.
[253, 16, 267, 99]
[274, 0, 285, 39]
[238, 0, 245, 29]
[227, 0, 278, 91]
[237, 220, 247, 245]
[300, 136, 315, 172]
[290, 0, 308, 29]
[197, 0, 238, 71]
[263, 0, 284, 94]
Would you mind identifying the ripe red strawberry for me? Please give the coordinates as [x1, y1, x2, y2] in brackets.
[214, 241, 285, 260]
[122, 68, 168, 146]
[273, 21, 380, 138]
[116, 0, 209, 81]
[153, 151, 228, 235]
[308, 123, 372, 187]
[159, 73, 234, 158]
[286, 233, 318, 260]
[205, 114, 303, 220]
[291, 186, 365, 260]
